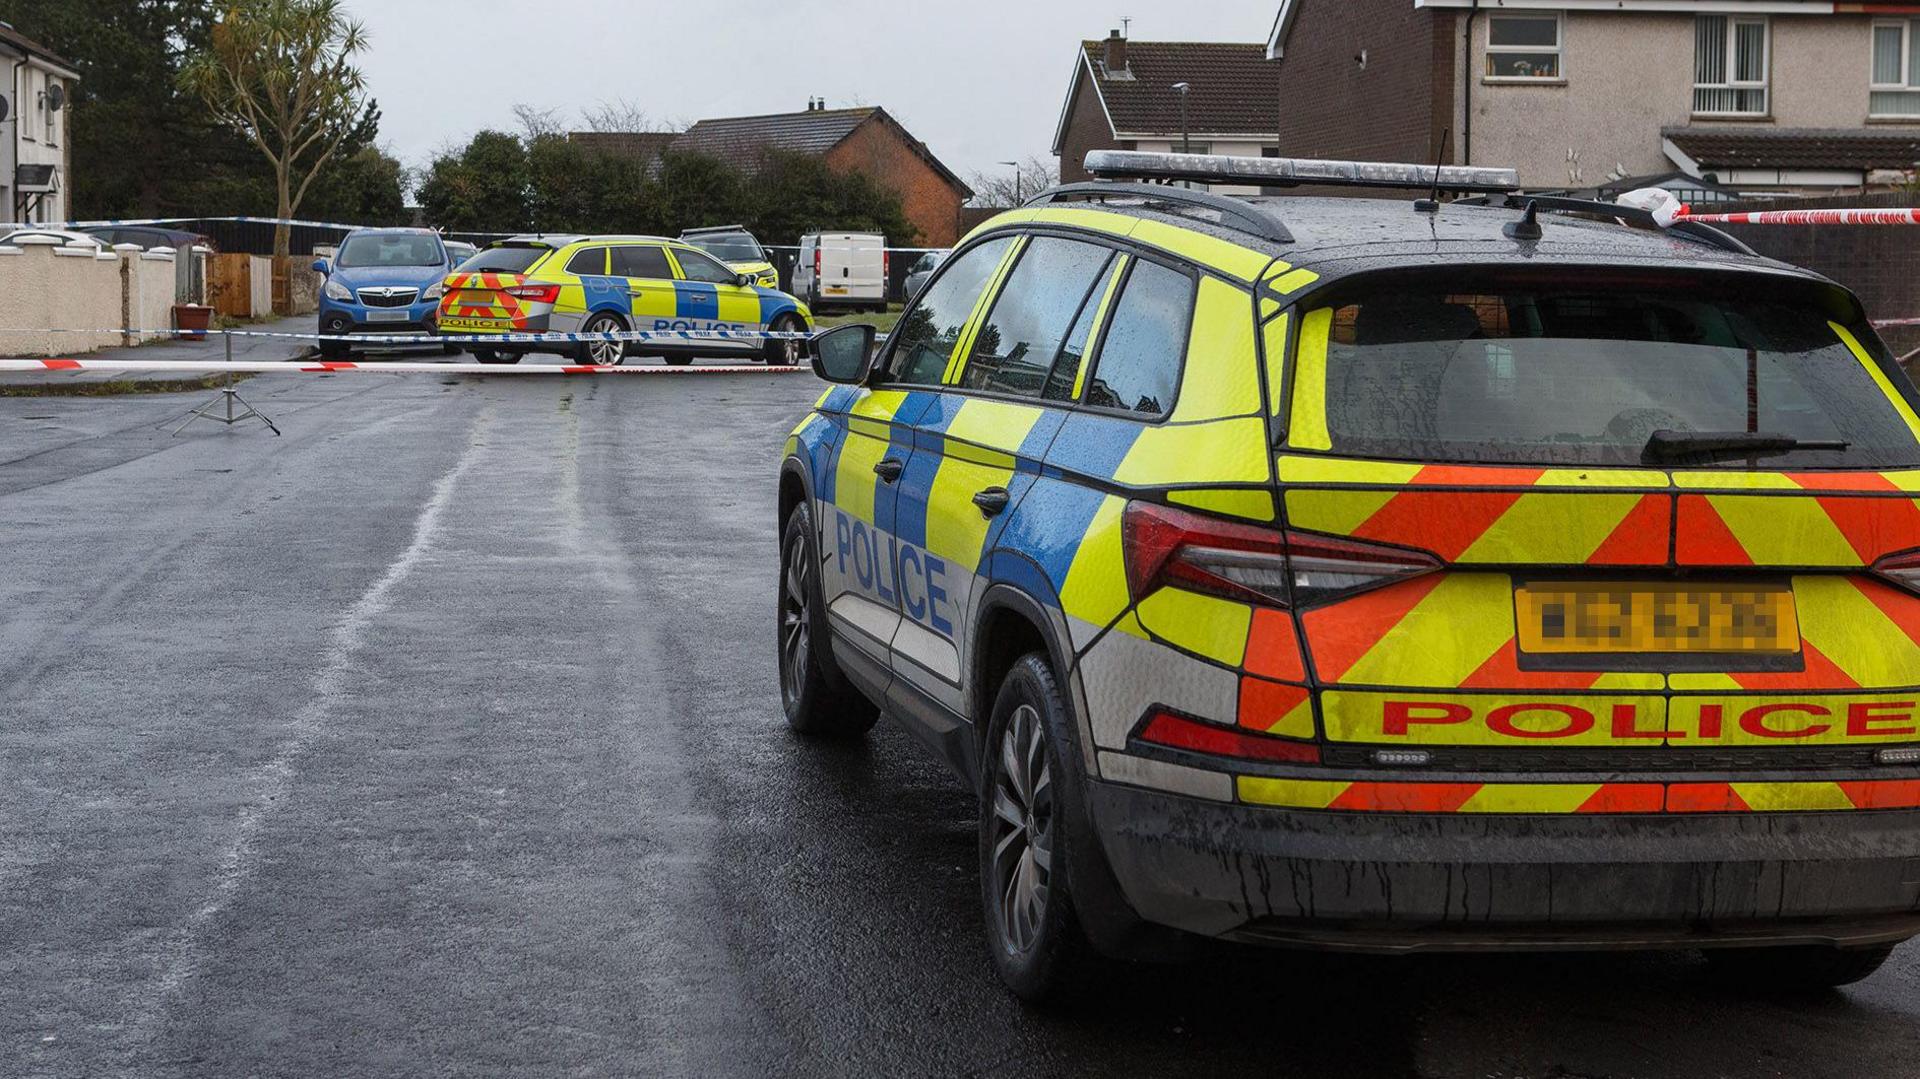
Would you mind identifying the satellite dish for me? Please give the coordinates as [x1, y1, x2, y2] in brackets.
[45, 84, 64, 111]
[0, 97, 9, 123]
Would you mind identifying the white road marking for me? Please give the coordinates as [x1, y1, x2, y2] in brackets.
[123, 406, 495, 1058]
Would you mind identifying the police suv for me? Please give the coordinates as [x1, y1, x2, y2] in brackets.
[777, 149, 1920, 1000]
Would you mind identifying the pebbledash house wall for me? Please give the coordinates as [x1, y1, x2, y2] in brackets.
[823, 119, 968, 247]
[1460, 13, 1902, 187]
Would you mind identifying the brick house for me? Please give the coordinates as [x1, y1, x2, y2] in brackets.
[663, 105, 972, 247]
[1052, 31, 1283, 191]
[1264, 0, 1920, 194]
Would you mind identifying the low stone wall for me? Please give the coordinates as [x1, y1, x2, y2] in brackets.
[0, 238, 180, 357]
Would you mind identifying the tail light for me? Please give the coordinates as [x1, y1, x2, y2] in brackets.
[883, 250, 892, 279]
[1121, 502, 1438, 609]
[813, 249, 822, 275]
[503, 282, 560, 304]
[1137, 709, 1319, 763]
[1872, 548, 1920, 594]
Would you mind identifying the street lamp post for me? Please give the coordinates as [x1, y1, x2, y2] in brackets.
[999, 160, 1021, 205]
[1172, 82, 1191, 154]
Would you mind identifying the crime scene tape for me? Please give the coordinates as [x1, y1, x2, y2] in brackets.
[30, 326, 816, 346]
[1679, 208, 1920, 225]
[62, 215, 947, 253]
[2, 358, 804, 375]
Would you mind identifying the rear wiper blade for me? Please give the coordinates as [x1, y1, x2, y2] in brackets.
[1642, 429, 1849, 463]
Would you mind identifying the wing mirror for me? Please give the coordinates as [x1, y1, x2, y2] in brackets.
[735, 272, 755, 287]
[808, 324, 877, 384]
[310, 258, 330, 275]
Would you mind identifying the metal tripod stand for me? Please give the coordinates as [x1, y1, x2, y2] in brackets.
[161, 331, 280, 436]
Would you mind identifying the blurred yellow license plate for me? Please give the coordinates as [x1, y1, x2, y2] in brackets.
[1515, 583, 1799, 654]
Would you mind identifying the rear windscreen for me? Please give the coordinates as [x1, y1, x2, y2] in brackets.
[458, 246, 546, 274]
[1310, 279, 1920, 468]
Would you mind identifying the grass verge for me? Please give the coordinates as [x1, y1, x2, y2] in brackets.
[814, 304, 905, 335]
[0, 372, 258, 398]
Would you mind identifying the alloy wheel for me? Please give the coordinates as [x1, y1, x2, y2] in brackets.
[779, 534, 810, 708]
[989, 702, 1053, 956]
[587, 318, 623, 366]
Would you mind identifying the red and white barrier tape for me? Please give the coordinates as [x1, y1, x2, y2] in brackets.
[0, 359, 804, 375]
[1679, 208, 1920, 226]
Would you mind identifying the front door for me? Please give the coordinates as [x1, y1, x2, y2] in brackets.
[667, 245, 768, 333]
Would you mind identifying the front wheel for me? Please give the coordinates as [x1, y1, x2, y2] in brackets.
[764, 313, 804, 366]
[472, 348, 517, 365]
[1703, 943, 1897, 990]
[662, 355, 694, 367]
[576, 313, 627, 367]
[779, 503, 878, 738]
[318, 338, 349, 359]
[981, 653, 1101, 1003]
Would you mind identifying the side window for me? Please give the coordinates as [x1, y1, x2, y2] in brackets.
[674, 247, 738, 284]
[1043, 257, 1124, 401]
[612, 245, 673, 279]
[1083, 260, 1194, 417]
[960, 237, 1113, 398]
[885, 236, 1016, 386]
[565, 247, 608, 275]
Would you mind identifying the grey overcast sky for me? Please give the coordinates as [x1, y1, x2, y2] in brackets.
[341, 1, 1274, 184]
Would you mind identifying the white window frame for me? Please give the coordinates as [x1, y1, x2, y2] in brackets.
[1692, 14, 1770, 118]
[1484, 11, 1564, 83]
[43, 78, 57, 148]
[1870, 18, 1920, 120]
[19, 69, 35, 141]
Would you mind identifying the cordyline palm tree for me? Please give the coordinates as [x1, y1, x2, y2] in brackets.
[180, 0, 370, 267]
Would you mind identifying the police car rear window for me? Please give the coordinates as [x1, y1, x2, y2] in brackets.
[1312, 278, 1920, 468]
[461, 246, 547, 274]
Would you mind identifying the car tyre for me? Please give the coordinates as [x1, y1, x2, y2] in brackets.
[1703, 943, 1897, 990]
[778, 502, 879, 739]
[981, 652, 1103, 1004]
[441, 342, 462, 356]
[764, 313, 804, 366]
[318, 338, 349, 360]
[472, 348, 517, 365]
[577, 312, 627, 367]
[663, 355, 694, 367]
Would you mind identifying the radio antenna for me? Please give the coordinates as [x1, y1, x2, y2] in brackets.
[1414, 128, 1451, 214]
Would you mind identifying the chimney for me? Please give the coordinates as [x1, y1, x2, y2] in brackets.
[1104, 29, 1127, 73]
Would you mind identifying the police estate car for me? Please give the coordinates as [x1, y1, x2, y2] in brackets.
[436, 234, 810, 366]
[776, 149, 1920, 1001]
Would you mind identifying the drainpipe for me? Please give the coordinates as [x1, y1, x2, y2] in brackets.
[10, 54, 26, 221]
[1462, 0, 1479, 167]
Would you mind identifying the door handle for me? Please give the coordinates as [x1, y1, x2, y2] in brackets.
[972, 486, 1011, 518]
[873, 458, 905, 483]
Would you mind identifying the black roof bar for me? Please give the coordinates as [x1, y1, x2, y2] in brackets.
[1024, 181, 1295, 245]
[1460, 193, 1757, 256]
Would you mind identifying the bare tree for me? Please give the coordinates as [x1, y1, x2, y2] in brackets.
[181, 0, 371, 263]
[967, 156, 1059, 208]
[512, 103, 565, 140]
[581, 99, 675, 134]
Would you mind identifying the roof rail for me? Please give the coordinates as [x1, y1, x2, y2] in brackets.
[1023, 181, 1295, 244]
[1084, 149, 1520, 194]
[1459, 193, 1757, 256]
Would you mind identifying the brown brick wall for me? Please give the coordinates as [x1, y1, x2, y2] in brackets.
[1272, 0, 1450, 165]
[824, 117, 967, 248]
[1059, 63, 1122, 184]
[1713, 194, 1920, 362]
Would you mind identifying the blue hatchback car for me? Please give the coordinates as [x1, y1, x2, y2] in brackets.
[314, 228, 460, 358]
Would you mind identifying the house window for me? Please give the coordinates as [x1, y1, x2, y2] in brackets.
[1485, 13, 1562, 80]
[1694, 15, 1769, 116]
[1871, 19, 1920, 118]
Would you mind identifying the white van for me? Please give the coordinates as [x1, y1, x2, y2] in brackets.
[792, 232, 887, 312]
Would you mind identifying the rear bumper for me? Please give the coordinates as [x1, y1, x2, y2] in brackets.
[1087, 778, 1920, 951]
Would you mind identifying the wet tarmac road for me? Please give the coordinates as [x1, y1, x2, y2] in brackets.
[4, 367, 1920, 1078]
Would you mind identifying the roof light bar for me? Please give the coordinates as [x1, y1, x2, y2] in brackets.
[1083, 150, 1520, 194]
